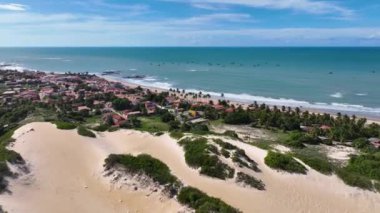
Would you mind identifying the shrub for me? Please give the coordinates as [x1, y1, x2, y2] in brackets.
[352, 138, 369, 149]
[178, 186, 240, 213]
[108, 126, 119, 132]
[112, 98, 131, 111]
[236, 172, 265, 190]
[336, 169, 373, 190]
[232, 149, 260, 172]
[92, 124, 110, 132]
[224, 130, 239, 139]
[179, 138, 235, 180]
[213, 139, 237, 150]
[161, 111, 175, 122]
[224, 111, 251, 125]
[77, 126, 96, 138]
[170, 131, 184, 140]
[293, 153, 333, 175]
[104, 154, 178, 186]
[221, 149, 231, 158]
[264, 151, 307, 174]
[55, 121, 77, 130]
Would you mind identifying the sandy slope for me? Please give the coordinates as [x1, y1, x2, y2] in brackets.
[1, 122, 380, 213]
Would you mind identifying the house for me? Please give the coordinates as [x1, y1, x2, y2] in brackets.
[320, 125, 331, 131]
[212, 104, 225, 111]
[102, 113, 125, 126]
[78, 106, 91, 112]
[145, 101, 156, 114]
[369, 138, 380, 149]
[122, 110, 141, 120]
[39, 87, 55, 100]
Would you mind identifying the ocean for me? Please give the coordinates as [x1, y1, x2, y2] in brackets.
[1, 47, 380, 118]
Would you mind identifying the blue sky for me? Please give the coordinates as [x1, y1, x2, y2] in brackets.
[0, 0, 379, 46]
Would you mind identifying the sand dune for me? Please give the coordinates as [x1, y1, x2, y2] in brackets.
[1, 122, 380, 213]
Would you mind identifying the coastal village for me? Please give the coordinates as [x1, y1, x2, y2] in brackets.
[1, 68, 380, 148]
[1, 68, 380, 213]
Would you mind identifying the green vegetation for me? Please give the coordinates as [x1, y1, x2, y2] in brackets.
[213, 139, 260, 172]
[264, 151, 307, 174]
[104, 154, 179, 187]
[221, 149, 231, 158]
[224, 110, 251, 125]
[179, 138, 235, 180]
[112, 98, 131, 111]
[169, 131, 184, 140]
[0, 101, 33, 192]
[55, 121, 77, 130]
[77, 126, 96, 138]
[223, 130, 240, 139]
[236, 172, 265, 190]
[136, 116, 170, 133]
[293, 152, 333, 175]
[336, 153, 380, 191]
[178, 186, 240, 213]
[92, 124, 110, 132]
[293, 148, 335, 175]
[104, 154, 181, 196]
[232, 149, 260, 172]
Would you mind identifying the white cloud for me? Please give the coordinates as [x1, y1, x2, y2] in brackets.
[0, 3, 27, 11]
[165, 0, 353, 18]
[170, 13, 253, 25]
[0, 11, 377, 46]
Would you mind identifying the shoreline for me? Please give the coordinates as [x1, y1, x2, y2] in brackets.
[1, 64, 380, 123]
[102, 75, 380, 123]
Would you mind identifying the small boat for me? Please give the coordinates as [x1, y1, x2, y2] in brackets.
[123, 75, 146, 79]
[101, 70, 121, 75]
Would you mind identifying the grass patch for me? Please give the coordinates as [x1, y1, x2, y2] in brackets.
[236, 172, 265, 190]
[264, 151, 307, 174]
[178, 186, 240, 213]
[77, 126, 96, 138]
[249, 140, 274, 151]
[292, 148, 333, 175]
[55, 121, 77, 130]
[179, 138, 235, 180]
[137, 116, 170, 133]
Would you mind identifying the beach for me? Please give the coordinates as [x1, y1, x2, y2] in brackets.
[1, 122, 379, 213]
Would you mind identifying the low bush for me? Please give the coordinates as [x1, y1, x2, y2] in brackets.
[336, 168, 373, 190]
[179, 138, 235, 179]
[77, 126, 96, 138]
[293, 153, 333, 175]
[264, 151, 307, 174]
[221, 149, 231, 158]
[169, 131, 184, 140]
[224, 130, 240, 139]
[236, 172, 265, 190]
[55, 121, 77, 130]
[104, 154, 178, 187]
[178, 186, 240, 213]
[232, 149, 260, 172]
[92, 124, 110, 132]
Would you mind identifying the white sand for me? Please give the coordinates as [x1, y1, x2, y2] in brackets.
[1, 122, 380, 213]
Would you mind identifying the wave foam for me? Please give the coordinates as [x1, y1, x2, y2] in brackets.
[330, 92, 343, 98]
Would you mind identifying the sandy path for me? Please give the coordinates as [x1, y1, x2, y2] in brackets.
[1, 122, 380, 213]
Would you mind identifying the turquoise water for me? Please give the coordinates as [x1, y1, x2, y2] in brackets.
[1, 47, 380, 118]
